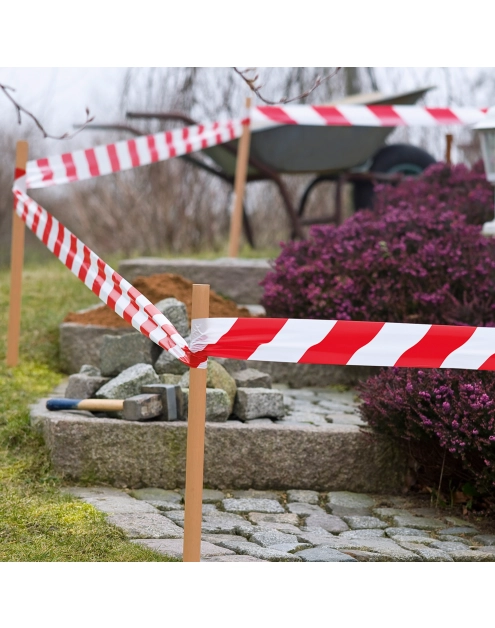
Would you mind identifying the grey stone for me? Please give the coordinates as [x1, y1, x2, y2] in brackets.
[249, 529, 299, 548]
[327, 491, 375, 516]
[270, 542, 312, 553]
[450, 550, 495, 562]
[342, 516, 388, 530]
[129, 488, 182, 504]
[372, 507, 411, 519]
[153, 298, 189, 338]
[473, 534, 495, 546]
[287, 489, 319, 504]
[159, 374, 183, 385]
[65, 487, 158, 515]
[147, 501, 184, 512]
[233, 388, 285, 420]
[233, 368, 272, 389]
[430, 541, 470, 552]
[79, 364, 101, 376]
[201, 489, 226, 503]
[59, 322, 135, 374]
[437, 535, 470, 545]
[232, 489, 281, 501]
[211, 538, 301, 561]
[154, 349, 189, 376]
[201, 504, 218, 514]
[122, 394, 163, 421]
[201, 555, 268, 562]
[96, 363, 159, 400]
[179, 361, 237, 414]
[438, 527, 479, 536]
[444, 516, 474, 527]
[286, 503, 325, 517]
[141, 384, 184, 421]
[385, 527, 431, 538]
[391, 536, 437, 546]
[475, 546, 495, 554]
[65, 374, 109, 399]
[180, 388, 231, 422]
[248, 512, 299, 526]
[309, 538, 421, 561]
[100, 333, 157, 377]
[295, 547, 358, 562]
[132, 538, 235, 558]
[296, 527, 337, 546]
[222, 498, 284, 514]
[391, 515, 444, 530]
[339, 529, 386, 539]
[305, 514, 349, 533]
[107, 513, 184, 538]
[255, 522, 302, 535]
[397, 542, 453, 562]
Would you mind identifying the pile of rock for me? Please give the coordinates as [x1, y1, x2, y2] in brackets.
[64, 298, 285, 424]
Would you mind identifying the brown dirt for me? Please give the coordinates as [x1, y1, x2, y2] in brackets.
[63, 273, 252, 328]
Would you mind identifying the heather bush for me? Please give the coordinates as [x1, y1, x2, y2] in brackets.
[359, 368, 495, 497]
[261, 205, 495, 327]
[373, 161, 493, 226]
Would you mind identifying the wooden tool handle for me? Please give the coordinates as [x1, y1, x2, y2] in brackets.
[46, 399, 124, 412]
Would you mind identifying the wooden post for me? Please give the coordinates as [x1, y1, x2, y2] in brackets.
[228, 97, 252, 258]
[182, 284, 210, 562]
[445, 134, 453, 165]
[6, 141, 29, 367]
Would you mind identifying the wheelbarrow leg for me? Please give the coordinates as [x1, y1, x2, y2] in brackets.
[271, 174, 304, 240]
[335, 175, 344, 226]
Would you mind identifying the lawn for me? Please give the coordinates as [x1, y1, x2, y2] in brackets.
[0, 259, 180, 561]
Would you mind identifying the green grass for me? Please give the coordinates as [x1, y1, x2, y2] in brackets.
[0, 260, 180, 561]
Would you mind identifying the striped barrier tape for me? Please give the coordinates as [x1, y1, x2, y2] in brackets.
[14, 111, 495, 372]
[190, 317, 495, 371]
[250, 105, 489, 129]
[12, 177, 208, 369]
[25, 118, 245, 189]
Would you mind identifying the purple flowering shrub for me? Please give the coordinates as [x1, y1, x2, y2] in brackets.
[262, 205, 495, 327]
[373, 161, 493, 226]
[359, 368, 495, 495]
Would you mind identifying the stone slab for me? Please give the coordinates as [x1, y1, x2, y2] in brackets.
[60, 323, 135, 374]
[132, 538, 235, 558]
[295, 547, 358, 562]
[30, 399, 408, 492]
[223, 498, 284, 514]
[287, 490, 319, 505]
[118, 257, 272, 304]
[106, 513, 185, 538]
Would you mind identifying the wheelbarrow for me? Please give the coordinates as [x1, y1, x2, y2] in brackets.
[82, 86, 436, 245]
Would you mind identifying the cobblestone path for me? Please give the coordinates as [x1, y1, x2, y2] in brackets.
[65, 486, 495, 562]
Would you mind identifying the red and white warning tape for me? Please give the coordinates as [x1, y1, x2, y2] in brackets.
[190, 317, 495, 371]
[251, 105, 488, 128]
[15, 110, 495, 371]
[13, 177, 207, 368]
[26, 118, 245, 189]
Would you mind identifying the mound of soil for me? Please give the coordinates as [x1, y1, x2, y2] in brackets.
[64, 273, 252, 328]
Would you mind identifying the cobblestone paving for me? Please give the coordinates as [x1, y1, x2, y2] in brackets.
[65, 486, 495, 562]
[268, 385, 364, 429]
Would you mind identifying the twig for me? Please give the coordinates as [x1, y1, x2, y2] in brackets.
[436, 449, 447, 509]
[233, 67, 341, 105]
[0, 83, 94, 139]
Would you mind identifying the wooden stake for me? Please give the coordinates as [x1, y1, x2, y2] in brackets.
[228, 97, 252, 258]
[6, 141, 29, 367]
[182, 284, 210, 562]
[445, 134, 453, 165]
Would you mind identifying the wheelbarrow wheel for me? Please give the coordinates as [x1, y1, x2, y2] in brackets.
[353, 143, 436, 211]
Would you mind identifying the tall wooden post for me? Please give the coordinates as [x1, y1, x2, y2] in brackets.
[182, 284, 210, 562]
[6, 141, 29, 367]
[445, 134, 453, 165]
[228, 97, 252, 258]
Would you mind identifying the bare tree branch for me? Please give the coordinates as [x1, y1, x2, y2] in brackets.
[233, 67, 341, 104]
[0, 82, 94, 139]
